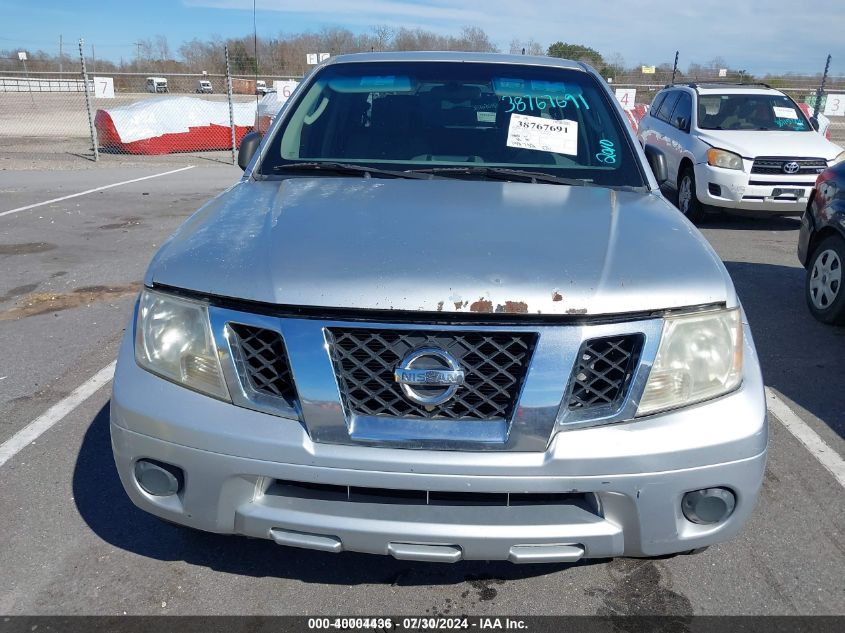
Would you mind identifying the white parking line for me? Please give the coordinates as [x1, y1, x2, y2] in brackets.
[766, 387, 845, 489]
[0, 361, 115, 468]
[0, 165, 195, 218]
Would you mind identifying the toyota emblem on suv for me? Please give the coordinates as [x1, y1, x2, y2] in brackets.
[783, 161, 800, 174]
[394, 347, 465, 406]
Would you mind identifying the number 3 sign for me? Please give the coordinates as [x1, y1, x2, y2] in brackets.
[93, 76, 114, 99]
[823, 94, 845, 117]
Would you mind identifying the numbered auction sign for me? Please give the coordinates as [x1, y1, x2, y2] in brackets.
[614, 88, 636, 111]
[823, 94, 845, 117]
[93, 76, 115, 99]
[273, 80, 299, 100]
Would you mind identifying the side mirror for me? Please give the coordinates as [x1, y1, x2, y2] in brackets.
[643, 145, 668, 185]
[237, 131, 261, 171]
[809, 116, 820, 131]
[675, 116, 689, 132]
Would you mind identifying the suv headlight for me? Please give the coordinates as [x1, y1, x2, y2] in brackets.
[637, 307, 742, 416]
[135, 289, 230, 400]
[706, 148, 744, 170]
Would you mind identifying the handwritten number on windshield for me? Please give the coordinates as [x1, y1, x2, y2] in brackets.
[595, 139, 617, 164]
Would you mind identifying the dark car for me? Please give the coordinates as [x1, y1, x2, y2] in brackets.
[799, 161, 845, 324]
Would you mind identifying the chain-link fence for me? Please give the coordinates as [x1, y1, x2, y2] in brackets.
[1, 42, 844, 162]
[0, 41, 301, 163]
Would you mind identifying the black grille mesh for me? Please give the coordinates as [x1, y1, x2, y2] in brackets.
[751, 157, 827, 175]
[327, 328, 536, 420]
[229, 323, 298, 406]
[567, 335, 642, 410]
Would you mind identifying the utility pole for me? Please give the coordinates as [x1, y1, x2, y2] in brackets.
[91, 44, 96, 72]
[59, 34, 63, 72]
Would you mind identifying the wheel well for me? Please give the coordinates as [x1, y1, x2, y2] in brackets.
[678, 158, 694, 186]
[809, 226, 845, 260]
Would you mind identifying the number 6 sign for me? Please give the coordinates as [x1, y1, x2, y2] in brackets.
[823, 94, 845, 117]
[93, 76, 114, 99]
[273, 80, 299, 101]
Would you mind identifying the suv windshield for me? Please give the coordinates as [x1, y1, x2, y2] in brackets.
[259, 61, 646, 188]
[697, 93, 811, 131]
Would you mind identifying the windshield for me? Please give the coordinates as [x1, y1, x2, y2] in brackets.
[697, 93, 811, 131]
[258, 61, 646, 188]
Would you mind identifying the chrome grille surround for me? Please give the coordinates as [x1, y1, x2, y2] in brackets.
[326, 328, 537, 421]
[206, 304, 666, 450]
[750, 157, 827, 176]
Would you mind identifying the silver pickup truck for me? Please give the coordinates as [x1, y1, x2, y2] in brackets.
[111, 52, 767, 564]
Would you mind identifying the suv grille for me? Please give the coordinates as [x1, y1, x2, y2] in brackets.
[567, 334, 643, 410]
[751, 157, 827, 175]
[229, 323, 298, 406]
[327, 328, 536, 420]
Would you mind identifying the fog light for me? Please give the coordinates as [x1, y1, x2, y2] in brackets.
[134, 459, 183, 497]
[708, 183, 722, 196]
[682, 487, 735, 524]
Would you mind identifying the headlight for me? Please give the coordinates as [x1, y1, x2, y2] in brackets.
[831, 150, 845, 166]
[135, 289, 230, 400]
[637, 308, 742, 416]
[706, 148, 744, 170]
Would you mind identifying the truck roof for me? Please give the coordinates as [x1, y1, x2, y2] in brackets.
[328, 51, 584, 71]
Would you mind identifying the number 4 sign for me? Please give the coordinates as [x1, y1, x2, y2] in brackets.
[823, 94, 844, 117]
[615, 88, 636, 111]
[93, 76, 114, 99]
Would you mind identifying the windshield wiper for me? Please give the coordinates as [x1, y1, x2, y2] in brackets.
[410, 166, 604, 188]
[272, 162, 439, 180]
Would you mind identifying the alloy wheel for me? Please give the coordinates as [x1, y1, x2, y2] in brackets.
[809, 248, 842, 310]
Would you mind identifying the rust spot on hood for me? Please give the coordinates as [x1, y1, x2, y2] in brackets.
[436, 301, 444, 312]
[469, 298, 493, 313]
[552, 291, 563, 302]
[0, 283, 141, 321]
[496, 301, 528, 314]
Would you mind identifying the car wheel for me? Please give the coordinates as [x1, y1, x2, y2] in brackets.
[805, 235, 845, 325]
[677, 167, 706, 224]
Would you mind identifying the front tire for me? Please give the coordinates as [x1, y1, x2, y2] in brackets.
[806, 235, 845, 325]
[677, 167, 706, 224]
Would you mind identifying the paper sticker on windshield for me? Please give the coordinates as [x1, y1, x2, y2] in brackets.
[773, 106, 798, 119]
[506, 113, 578, 155]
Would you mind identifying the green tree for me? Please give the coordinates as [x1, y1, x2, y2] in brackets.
[547, 42, 603, 68]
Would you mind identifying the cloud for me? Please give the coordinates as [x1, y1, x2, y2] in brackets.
[183, 0, 845, 74]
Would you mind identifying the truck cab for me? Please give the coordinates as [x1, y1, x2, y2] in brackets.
[145, 77, 168, 93]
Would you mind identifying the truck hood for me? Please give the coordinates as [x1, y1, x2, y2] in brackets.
[147, 178, 734, 316]
[696, 129, 842, 160]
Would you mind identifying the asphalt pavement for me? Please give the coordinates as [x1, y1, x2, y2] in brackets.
[0, 164, 843, 616]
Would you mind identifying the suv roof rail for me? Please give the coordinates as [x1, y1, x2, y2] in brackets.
[693, 81, 773, 89]
[662, 82, 774, 91]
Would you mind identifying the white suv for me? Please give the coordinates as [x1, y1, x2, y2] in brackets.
[638, 83, 844, 222]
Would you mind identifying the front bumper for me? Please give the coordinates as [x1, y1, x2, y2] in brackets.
[110, 319, 768, 562]
[694, 162, 814, 214]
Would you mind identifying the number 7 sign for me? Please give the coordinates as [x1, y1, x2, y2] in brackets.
[93, 76, 114, 99]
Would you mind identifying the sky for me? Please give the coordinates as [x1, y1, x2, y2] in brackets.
[1, 0, 843, 75]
